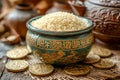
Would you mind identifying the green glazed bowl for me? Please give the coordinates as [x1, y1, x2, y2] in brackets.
[26, 16, 94, 65]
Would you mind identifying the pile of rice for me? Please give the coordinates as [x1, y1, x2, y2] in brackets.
[31, 12, 88, 32]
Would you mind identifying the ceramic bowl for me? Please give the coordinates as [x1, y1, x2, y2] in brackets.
[26, 16, 94, 65]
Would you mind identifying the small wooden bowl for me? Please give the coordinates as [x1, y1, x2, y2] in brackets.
[93, 30, 120, 50]
[93, 30, 120, 44]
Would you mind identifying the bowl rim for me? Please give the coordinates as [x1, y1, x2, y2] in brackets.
[26, 16, 93, 36]
[93, 30, 120, 38]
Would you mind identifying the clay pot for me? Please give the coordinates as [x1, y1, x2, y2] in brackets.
[84, 0, 120, 45]
[5, 3, 38, 39]
[67, 0, 86, 16]
[46, 0, 86, 16]
[46, 0, 73, 14]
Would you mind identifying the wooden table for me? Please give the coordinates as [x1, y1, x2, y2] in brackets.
[0, 42, 120, 80]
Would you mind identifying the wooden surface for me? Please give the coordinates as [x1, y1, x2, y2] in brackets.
[0, 42, 120, 80]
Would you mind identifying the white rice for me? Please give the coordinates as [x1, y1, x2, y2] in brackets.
[31, 12, 88, 32]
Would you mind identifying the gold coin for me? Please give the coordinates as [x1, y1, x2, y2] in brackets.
[5, 60, 28, 72]
[84, 54, 101, 64]
[6, 46, 29, 59]
[29, 63, 54, 76]
[92, 59, 115, 69]
[92, 46, 112, 58]
[64, 64, 90, 76]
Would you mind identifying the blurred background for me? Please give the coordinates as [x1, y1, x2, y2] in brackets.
[0, 0, 120, 49]
[0, 0, 86, 44]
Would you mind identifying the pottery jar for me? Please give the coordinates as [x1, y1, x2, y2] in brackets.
[67, 0, 86, 16]
[46, 0, 86, 16]
[5, 3, 38, 39]
[46, 0, 73, 14]
[26, 16, 94, 65]
[85, 0, 120, 44]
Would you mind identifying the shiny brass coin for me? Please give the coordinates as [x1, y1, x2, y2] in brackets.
[5, 60, 28, 72]
[84, 54, 101, 64]
[92, 59, 115, 69]
[64, 64, 90, 76]
[29, 63, 54, 76]
[93, 46, 112, 58]
[6, 46, 29, 59]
